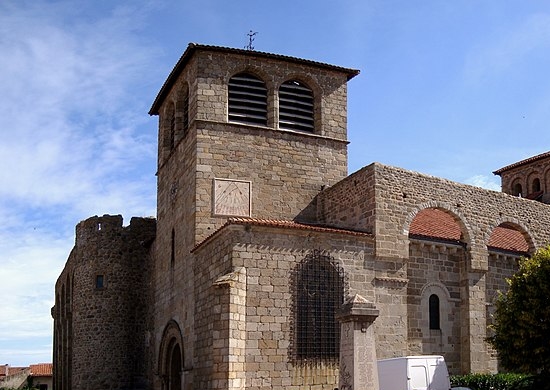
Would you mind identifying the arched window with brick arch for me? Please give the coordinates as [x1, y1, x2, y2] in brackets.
[511, 180, 523, 197]
[532, 177, 541, 193]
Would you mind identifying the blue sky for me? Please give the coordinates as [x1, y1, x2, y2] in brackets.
[1, 0, 550, 366]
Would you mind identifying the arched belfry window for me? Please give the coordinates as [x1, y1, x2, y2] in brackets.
[279, 80, 314, 132]
[429, 294, 440, 330]
[532, 178, 541, 193]
[292, 250, 345, 364]
[164, 102, 176, 151]
[228, 72, 267, 126]
[182, 87, 189, 136]
[512, 182, 523, 197]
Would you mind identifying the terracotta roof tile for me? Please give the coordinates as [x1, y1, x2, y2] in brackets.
[493, 150, 550, 175]
[192, 217, 371, 252]
[409, 208, 462, 241]
[488, 226, 529, 253]
[409, 208, 528, 254]
[29, 363, 52, 377]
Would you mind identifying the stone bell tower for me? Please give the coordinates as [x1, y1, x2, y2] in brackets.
[147, 43, 359, 388]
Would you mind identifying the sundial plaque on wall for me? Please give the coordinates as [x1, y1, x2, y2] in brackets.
[213, 178, 251, 217]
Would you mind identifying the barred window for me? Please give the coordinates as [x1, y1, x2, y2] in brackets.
[279, 80, 314, 132]
[293, 251, 345, 364]
[228, 72, 267, 126]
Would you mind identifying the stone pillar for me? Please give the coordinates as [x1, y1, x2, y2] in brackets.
[336, 294, 380, 390]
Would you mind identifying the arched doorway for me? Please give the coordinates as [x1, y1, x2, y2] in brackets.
[158, 320, 184, 390]
[169, 343, 182, 390]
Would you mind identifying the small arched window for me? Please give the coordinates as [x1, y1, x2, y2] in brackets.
[512, 182, 523, 197]
[532, 178, 541, 193]
[429, 294, 440, 330]
[279, 80, 314, 132]
[228, 72, 267, 126]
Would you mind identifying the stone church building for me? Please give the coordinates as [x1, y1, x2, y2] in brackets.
[52, 44, 550, 390]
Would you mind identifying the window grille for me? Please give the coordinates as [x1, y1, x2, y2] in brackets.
[429, 294, 440, 330]
[228, 73, 267, 126]
[279, 80, 314, 132]
[291, 250, 346, 365]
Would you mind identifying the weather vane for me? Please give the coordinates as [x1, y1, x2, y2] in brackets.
[245, 30, 258, 51]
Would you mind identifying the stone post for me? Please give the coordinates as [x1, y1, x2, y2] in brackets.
[336, 294, 380, 390]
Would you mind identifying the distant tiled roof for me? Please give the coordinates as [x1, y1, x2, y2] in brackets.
[409, 208, 529, 253]
[29, 363, 52, 377]
[493, 151, 550, 175]
[192, 217, 371, 252]
[1, 366, 27, 377]
[149, 43, 360, 115]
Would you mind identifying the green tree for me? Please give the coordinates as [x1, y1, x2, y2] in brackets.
[488, 245, 550, 378]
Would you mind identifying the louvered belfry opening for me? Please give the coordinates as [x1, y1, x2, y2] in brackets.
[279, 80, 314, 132]
[291, 250, 346, 365]
[228, 72, 268, 126]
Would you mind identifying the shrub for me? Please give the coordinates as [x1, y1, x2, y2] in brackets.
[450, 373, 532, 390]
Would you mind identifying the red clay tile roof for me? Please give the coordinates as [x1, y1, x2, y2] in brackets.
[409, 208, 462, 241]
[488, 226, 529, 253]
[409, 208, 529, 253]
[192, 217, 371, 252]
[1, 366, 27, 377]
[493, 150, 550, 175]
[29, 363, 52, 377]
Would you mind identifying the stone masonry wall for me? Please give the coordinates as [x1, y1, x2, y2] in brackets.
[318, 162, 550, 373]
[192, 222, 375, 390]
[53, 215, 156, 390]
[407, 240, 466, 374]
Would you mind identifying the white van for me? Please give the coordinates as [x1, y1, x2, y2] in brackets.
[377, 355, 451, 390]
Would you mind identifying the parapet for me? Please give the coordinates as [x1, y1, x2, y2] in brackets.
[75, 214, 156, 247]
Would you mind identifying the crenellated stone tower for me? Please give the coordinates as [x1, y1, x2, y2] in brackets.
[52, 215, 155, 390]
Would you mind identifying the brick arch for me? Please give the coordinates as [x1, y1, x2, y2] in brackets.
[158, 319, 184, 386]
[484, 217, 535, 254]
[527, 170, 542, 194]
[509, 175, 524, 196]
[403, 201, 474, 247]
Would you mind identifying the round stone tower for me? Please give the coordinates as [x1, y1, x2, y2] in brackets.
[53, 215, 156, 390]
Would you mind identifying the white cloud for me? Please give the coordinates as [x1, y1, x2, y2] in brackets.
[0, 1, 159, 366]
[464, 174, 501, 191]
